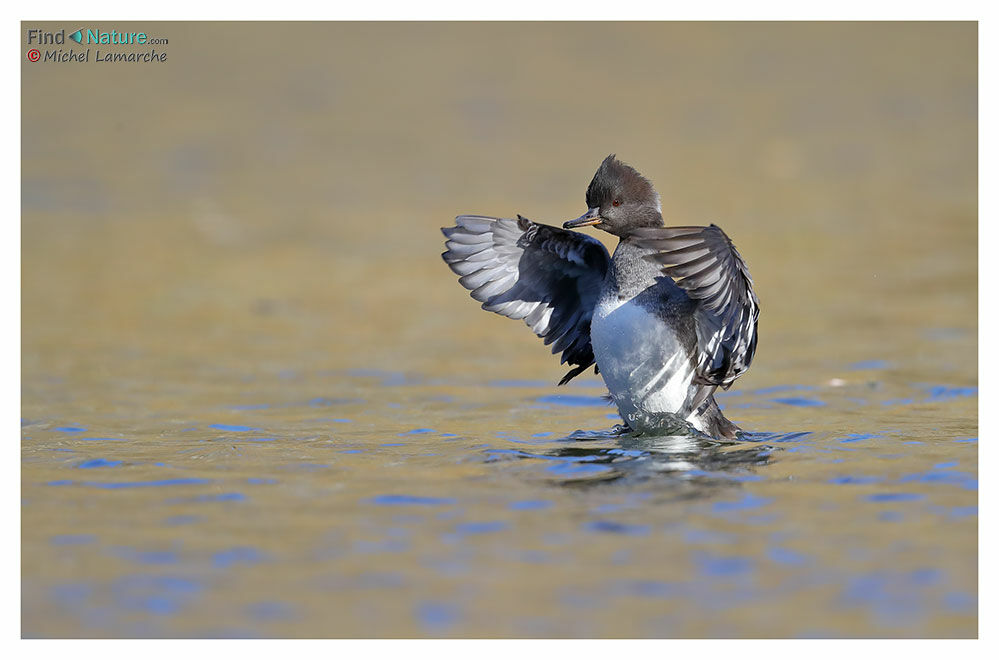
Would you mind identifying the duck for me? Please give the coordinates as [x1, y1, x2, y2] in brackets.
[441, 155, 759, 439]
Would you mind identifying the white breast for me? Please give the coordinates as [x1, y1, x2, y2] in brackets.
[590, 295, 695, 429]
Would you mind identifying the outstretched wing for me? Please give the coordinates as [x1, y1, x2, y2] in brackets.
[634, 224, 759, 389]
[442, 214, 611, 385]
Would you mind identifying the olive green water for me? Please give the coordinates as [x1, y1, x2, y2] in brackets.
[21, 22, 977, 637]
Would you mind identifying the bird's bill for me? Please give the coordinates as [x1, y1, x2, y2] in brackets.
[563, 208, 602, 229]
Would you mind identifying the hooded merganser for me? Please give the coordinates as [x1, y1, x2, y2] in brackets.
[442, 155, 759, 439]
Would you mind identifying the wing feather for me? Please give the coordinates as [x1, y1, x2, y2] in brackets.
[633, 224, 759, 389]
[442, 214, 610, 385]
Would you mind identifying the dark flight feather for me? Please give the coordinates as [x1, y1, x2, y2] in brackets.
[442, 214, 610, 385]
[633, 224, 759, 390]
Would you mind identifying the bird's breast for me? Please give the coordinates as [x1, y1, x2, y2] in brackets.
[590, 294, 695, 418]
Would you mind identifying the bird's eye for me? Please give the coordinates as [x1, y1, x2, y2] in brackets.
[612, 199, 621, 207]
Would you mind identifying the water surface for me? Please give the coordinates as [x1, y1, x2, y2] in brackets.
[22, 22, 976, 638]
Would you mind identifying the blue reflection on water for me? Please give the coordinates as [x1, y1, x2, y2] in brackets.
[838, 569, 951, 627]
[608, 448, 646, 458]
[850, 360, 890, 370]
[208, 423, 257, 432]
[695, 552, 754, 578]
[220, 437, 275, 443]
[840, 433, 880, 443]
[620, 580, 687, 599]
[110, 575, 202, 616]
[112, 547, 179, 565]
[348, 368, 411, 386]
[454, 521, 509, 535]
[924, 385, 977, 402]
[583, 520, 651, 536]
[169, 492, 246, 503]
[944, 591, 976, 613]
[516, 550, 551, 564]
[51, 534, 97, 546]
[683, 528, 737, 545]
[829, 475, 883, 485]
[546, 462, 614, 477]
[767, 547, 809, 566]
[369, 494, 457, 506]
[77, 458, 122, 469]
[509, 500, 552, 511]
[687, 469, 763, 483]
[866, 493, 925, 502]
[246, 601, 296, 621]
[712, 494, 774, 513]
[213, 547, 268, 568]
[49, 478, 212, 489]
[416, 601, 460, 632]
[900, 470, 977, 490]
[51, 582, 92, 607]
[948, 506, 978, 518]
[308, 397, 354, 407]
[773, 397, 826, 407]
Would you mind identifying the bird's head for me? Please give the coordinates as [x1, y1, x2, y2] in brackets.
[564, 154, 664, 237]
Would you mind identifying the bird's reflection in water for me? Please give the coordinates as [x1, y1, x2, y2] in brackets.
[484, 426, 806, 496]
